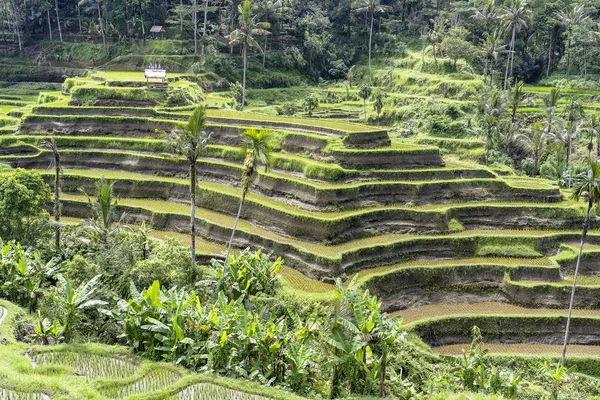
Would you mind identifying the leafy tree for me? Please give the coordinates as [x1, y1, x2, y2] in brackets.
[442, 26, 473, 68]
[359, 84, 372, 122]
[478, 29, 506, 87]
[228, 0, 270, 110]
[0, 169, 51, 245]
[254, 0, 287, 66]
[303, 92, 319, 116]
[352, 0, 388, 79]
[470, 0, 499, 36]
[501, 0, 531, 90]
[508, 80, 533, 123]
[223, 128, 274, 271]
[373, 89, 384, 125]
[41, 138, 61, 254]
[519, 121, 547, 176]
[481, 91, 505, 165]
[542, 87, 561, 138]
[430, 15, 446, 66]
[163, 106, 211, 267]
[562, 159, 600, 364]
[78, 0, 107, 50]
[54, 273, 106, 343]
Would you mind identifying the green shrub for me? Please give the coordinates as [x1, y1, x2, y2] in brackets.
[448, 218, 464, 233]
[521, 158, 535, 176]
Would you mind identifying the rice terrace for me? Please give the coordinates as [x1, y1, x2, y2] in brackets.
[6, 0, 600, 399]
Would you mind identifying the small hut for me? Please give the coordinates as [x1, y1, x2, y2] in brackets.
[145, 63, 167, 88]
[149, 25, 165, 39]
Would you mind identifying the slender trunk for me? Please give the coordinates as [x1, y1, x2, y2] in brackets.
[509, 27, 516, 78]
[547, 29, 552, 78]
[421, 42, 425, 71]
[193, 0, 198, 55]
[484, 56, 489, 86]
[568, 137, 573, 188]
[47, 9, 53, 41]
[379, 343, 387, 397]
[51, 138, 61, 254]
[363, 98, 367, 122]
[97, 2, 106, 50]
[77, 4, 82, 34]
[180, 0, 183, 34]
[223, 193, 245, 274]
[54, 0, 62, 42]
[262, 37, 267, 67]
[11, 0, 22, 51]
[433, 42, 437, 65]
[190, 162, 196, 267]
[566, 33, 571, 81]
[368, 9, 374, 79]
[562, 204, 591, 365]
[504, 25, 516, 91]
[201, 0, 208, 56]
[241, 42, 247, 110]
[597, 133, 600, 158]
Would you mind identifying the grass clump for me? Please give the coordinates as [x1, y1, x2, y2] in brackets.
[476, 245, 542, 258]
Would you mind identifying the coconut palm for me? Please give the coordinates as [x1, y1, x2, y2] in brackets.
[223, 128, 274, 272]
[82, 179, 125, 243]
[542, 87, 561, 137]
[352, 0, 388, 79]
[164, 106, 211, 267]
[555, 4, 589, 81]
[359, 84, 372, 122]
[470, 0, 499, 35]
[509, 81, 534, 123]
[563, 159, 600, 365]
[227, 0, 271, 111]
[478, 28, 506, 87]
[78, 0, 106, 50]
[501, 0, 531, 91]
[254, 0, 287, 66]
[42, 138, 61, 254]
[518, 121, 547, 176]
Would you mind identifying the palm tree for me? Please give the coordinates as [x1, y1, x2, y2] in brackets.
[555, 4, 588, 81]
[359, 84, 372, 122]
[164, 106, 211, 267]
[518, 121, 547, 176]
[223, 128, 274, 272]
[254, 0, 287, 67]
[509, 81, 534, 123]
[42, 138, 61, 254]
[54, 0, 63, 42]
[78, 0, 106, 50]
[227, 0, 270, 111]
[352, 0, 388, 79]
[470, 0, 499, 35]
[82, 179, 124, 243]
[562, 159, 600, 365]
[478, 29, 506, 87]
[542, 87, 561, 138]
[501, 0, 531, 91]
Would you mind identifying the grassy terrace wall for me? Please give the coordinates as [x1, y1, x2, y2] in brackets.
[408, 315, 600, 347]
[5, 150, 562, 209]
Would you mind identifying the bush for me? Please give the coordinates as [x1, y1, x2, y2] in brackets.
[521, 158, 535, 176]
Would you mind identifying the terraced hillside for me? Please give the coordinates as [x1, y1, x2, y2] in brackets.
[3, 73, 600, 357]
[0, 300, 304, 399]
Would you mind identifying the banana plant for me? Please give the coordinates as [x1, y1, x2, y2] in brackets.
[54, 273, 107, 343]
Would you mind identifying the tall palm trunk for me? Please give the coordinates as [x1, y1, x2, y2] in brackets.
[201, 0, 208, 56]
[47, 9, 52, 40]
[223, 191, 246, 273]
[97, 2, 106, 50]
[368, 9, 374, 79]
[263, 36, 267, 67]
[11, 0, 22, 51]
[193, 0, 198, 55]
[54, 0, 62, 42]
[50, 138, 61, 254]
[363, 98, 367, 122]
[180, 0, 183, 34]
[241, 41, 247, 110]
[77, 3, 82, 33]
[504, 25, 516, 91]
[566, 32, 572, 81]
[562, 201, 591, 365]
[190, 162, 197, 266]
[547, 30, 552, 78]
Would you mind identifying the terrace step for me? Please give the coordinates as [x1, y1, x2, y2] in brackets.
[34, 168, 586, 244]
[56, 193, 600, 279]
[434, 343, 600, 356]
[8, 149, 562, 210]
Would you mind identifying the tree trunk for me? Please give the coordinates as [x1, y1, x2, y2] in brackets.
[180, 0, 183, 34]
[11, 0, 22, 51]
[363, 98, 367, 122]
[368, 9, 374, 79]
[566, 33, 571, 81]
[190, 162, 196, 267]
[504, 25, 516, 91]
[201, 0, 208, 56]
[47, 9, 53, 41]
[263, 37, 267, 67]
[97, 2, 106, 50]
[51, 138, 61, 254]
[484, 56, 489, 87]
[547, 29, 552, 78]
[77, 4, 82, 34]
[241, 42, 247, 110]
[193, 0, 198, 55]
[562, 204, 591, 365]
[54, 0, 62, 42]
[223, 192, 245, 274]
